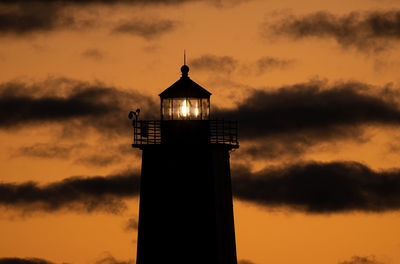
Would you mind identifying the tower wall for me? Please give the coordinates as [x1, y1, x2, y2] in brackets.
[136, 145, 237, 264]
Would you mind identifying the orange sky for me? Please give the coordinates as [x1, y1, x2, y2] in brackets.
[1, 0, 400, 264]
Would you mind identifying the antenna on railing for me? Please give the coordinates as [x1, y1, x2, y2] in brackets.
[129, 109, 141, 122]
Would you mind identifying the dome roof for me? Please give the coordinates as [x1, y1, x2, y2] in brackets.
[159, 65, 211, 99]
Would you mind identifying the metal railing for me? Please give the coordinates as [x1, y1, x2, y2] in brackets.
[132, 120, 161, 146]
[210, 119, 239, 146]
[132, 120, 238, 148]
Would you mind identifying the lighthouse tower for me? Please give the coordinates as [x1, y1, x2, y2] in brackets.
[131, 63, 239, 264]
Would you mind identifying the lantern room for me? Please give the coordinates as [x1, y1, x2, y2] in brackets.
[159, 65, 211, 120]
[130, 62, 238, 148]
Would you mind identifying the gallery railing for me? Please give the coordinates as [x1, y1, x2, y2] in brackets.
[132, 120, 238, 148]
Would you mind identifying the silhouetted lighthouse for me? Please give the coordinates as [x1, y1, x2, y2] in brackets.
[130, 63, 239, 264]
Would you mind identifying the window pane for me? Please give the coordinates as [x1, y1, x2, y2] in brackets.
[167, 98, 209, 120]
[201, 98, 209, 120]
[172, 98, 187, 119]
[162, 99, 172, 120]
[189, 98, 201, 120]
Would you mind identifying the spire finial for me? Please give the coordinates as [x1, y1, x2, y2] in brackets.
[181, 50, 189, 77]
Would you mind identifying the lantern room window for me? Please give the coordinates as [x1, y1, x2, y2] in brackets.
[159, 64, 211, 121]
[162, 97, 210, 120]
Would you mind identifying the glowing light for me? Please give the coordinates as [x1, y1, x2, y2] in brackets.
[181, 99, 189, 117]
[194, 107, 199, 117]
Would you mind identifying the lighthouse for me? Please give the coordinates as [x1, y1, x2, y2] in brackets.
[130, 63, 239, 264]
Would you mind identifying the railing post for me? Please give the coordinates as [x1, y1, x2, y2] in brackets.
[133, 120, 135, 145]
[222, 119, 225, 144]
[236, 120, 238, 144]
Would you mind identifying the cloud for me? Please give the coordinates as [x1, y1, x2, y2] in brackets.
[268, 10, 400, 52]
[0, 171, 140, 214]
[232, 161, 400, 213]
[255, 56, 295, 74]
[82, 48, 104, 61]
[0, 258, 53, 264]
[338, 256, 383, 264]
[95, 254, 134, 264]
[15, 143, 85, 159]
[124, 217, 139, 231]
[112, 19, 177, 39]
[0, 78, 158, 137]
[191, 54, 239, 74]
[0, 0, 197, 3]
[0, 255, 135, 264]
[3, 78, 400, 161]
[215, 80, 400, 147]
[74, 154, 122, 167]
[190, 54, 293, 75]
[238, 260, 256, 264]
[12, 142, 133, 169]
[0, 0, 194, 36]
[3, 159, 400, 214]
[236, 132, 354, 160]
[0, 2, 93, 36]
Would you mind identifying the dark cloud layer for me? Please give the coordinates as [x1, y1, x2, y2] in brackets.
[2, 161, 400, 214]
[255, 56, 294, 74]
[238, 260, 256, 264]
[112, 19, 177, 39]
[191, 54, 238, 74]
[339, 256, 383, 264]
[15, 143, 84, 159]
[233, 161, 400, 213]
[0, 3, 74, 35]
[215, 81, 400, 140]
[190, 54, 293, 75]
[269, 10, 400, 52]
[82, 48, 104, 61]
[0, 256, 135, 264]
[2, 79, 400, 159]
[124, 217, 139, 231]
[0, 78, 157, 137]
[0, 0, 195, 3]
[74, 154, 122, 167]
[0, 258, 53, 264]
[0, 171, 140, 214]
[215, 80, 400, 158]
[95, 255, 134, 264]
[0, 255, 384, 264]
[0, 0, 191, 36]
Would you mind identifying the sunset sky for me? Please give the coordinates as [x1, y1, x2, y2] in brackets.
[1, 0, 400, 264]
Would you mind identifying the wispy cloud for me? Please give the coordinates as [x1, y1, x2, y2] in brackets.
[215, 80, 400, 157]
[190, 54, 294, 75]
[0, 78, 157, 137]
[0, 2, 94, 36]
[0, 258, 54, 264]
[2, 160, 400, 214]
[14, 143, 85, 159]
[112, 19, 177, 39]
[95, 254, 134, 264]
[191, 54, 239, 74]
[81, 48, 104, 61]
[338, 255, 384, 264]
[74, 154, 122, 167]
[124, 217, 139, 231]
[254, 56, 294, 74]
[268, 10, 400, 52]
[0, 171, 140, 214]
[238, 260, 256, 264]
[233, 161, 400, 213]
[0, 0, 216, 36]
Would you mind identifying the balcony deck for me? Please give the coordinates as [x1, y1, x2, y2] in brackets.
[132, 119, 239, 149]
